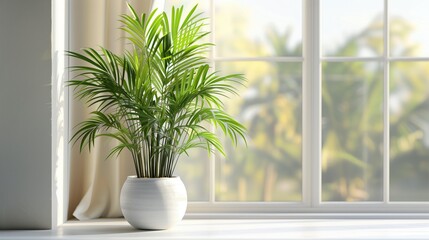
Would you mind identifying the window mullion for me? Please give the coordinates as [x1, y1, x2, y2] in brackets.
[321, 57, 384, 62]
[389, 57, 429, 61]
[383, 0, 390, 204]
[213, 57, 304, 62]
[209, 0, 216, 204]
[303, 0, 321, 207]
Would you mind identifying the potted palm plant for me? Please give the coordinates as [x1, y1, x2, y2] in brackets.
[68, 4, 246, 230]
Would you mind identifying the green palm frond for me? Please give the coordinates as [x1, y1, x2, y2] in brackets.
[68, 4, 246, 178]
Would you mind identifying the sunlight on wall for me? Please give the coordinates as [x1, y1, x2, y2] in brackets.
[52, 0, 68, 227]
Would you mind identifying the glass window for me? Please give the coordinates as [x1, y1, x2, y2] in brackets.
[390, 62, 429, 201]
[216, 61, 302, 201]
[321, 0, 383, 57]
[322, 62, 383, 201]
[214, 0, 302, 57]
[390, 0, 429, 57]
[163, 0, 429, 210]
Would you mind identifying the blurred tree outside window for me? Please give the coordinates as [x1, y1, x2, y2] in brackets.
[166, 0, 429, 204]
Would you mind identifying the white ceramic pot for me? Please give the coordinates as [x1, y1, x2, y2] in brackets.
[120, 176, 187, 230]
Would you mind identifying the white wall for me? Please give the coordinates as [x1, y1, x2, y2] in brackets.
[0, 0, 52, 229]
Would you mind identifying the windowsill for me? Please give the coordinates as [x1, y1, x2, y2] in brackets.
[1, 218, 429, 239]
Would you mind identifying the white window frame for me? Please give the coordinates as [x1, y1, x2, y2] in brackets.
[52, 1, 429, 226]
[185, 0, 429, 216]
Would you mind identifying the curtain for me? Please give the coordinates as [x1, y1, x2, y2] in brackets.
[68, 0, 164, 220]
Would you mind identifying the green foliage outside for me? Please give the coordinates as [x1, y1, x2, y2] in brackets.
[178, 8, 429, 201]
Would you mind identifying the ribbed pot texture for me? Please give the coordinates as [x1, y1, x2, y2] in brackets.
[120, 176, 187, 230]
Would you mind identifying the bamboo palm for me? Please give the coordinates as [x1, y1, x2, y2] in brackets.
[68, 4, 246, 178]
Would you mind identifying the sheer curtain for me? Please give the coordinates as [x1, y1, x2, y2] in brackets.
[68, 0, 164, 220]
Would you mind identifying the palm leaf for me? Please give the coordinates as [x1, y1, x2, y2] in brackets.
[68, 4, 247, 178]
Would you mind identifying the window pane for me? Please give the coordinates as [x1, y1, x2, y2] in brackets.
[390, 0, 429, 57]
[321, 0, 383, 57]
[390, 62, 429, 201]
[322, 62, 384, 201]
[215, 0, 302, 57]
[175, 149, 210, 201]
[164, 0, 209, 15]
[215, 61, 302, 201]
